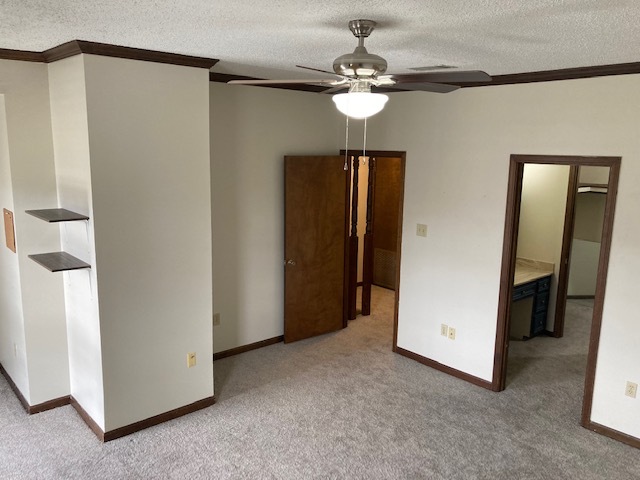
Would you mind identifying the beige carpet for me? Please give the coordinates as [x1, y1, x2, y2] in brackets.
[1, 288, 638, 479]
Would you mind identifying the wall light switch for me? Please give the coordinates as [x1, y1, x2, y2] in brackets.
[187, 352, 197, 368]
[416, 223, 428, 237]
[441, 324, 448, 336]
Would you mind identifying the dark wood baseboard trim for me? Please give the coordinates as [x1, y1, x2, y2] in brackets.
[103, 395, 216, 442]
[0, 41, 217, 68]
[29, 395, 71, 414]
[0, 362, 30, 412]
[567, 295, 596, 299]
[214, 335, 284, 361]
[1, 362, 71, 414]
[394, 347, 493, 390]
[71, 394, 216, 442]
[583, 420, 640, 450]
[70, 396, 105, 441]
[2, 364, 215, 441]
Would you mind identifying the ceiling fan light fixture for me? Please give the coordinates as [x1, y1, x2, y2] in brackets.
[332, 92, 388, 119]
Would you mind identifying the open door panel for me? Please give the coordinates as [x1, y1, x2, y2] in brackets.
[284, 155, 349, 343]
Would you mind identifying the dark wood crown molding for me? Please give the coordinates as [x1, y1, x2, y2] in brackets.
[2, 41, 638, 88]
[45, 40, 218, 68]
[453, 61, 640, 88]
[0, 48, 45, 62]
[212, 61, 640, 92]
[0, 41, 218, 69]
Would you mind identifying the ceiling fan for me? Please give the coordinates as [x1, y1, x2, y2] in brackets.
[228, 19, 492, 118]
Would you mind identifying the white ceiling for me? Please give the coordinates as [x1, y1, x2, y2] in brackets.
[2, 1, 640, 80]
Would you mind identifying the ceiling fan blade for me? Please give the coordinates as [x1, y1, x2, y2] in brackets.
[386, 70, 492, 84]
[380, 82, 461, 94]
[321, 84, 350, 94]
[296, 65, 342, 77]
[228, 78, 340, 85]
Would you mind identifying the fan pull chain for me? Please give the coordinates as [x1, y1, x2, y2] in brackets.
[362, 117, 367, 163]
[343, 114, 350, 170]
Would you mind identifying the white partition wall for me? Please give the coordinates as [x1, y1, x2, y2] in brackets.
[48, 54, 105, 426]
[84, 55, 213, 431]
[0, 60, 69, 407]
[47, 53, 214, 432]
[1, 50, 214, 435]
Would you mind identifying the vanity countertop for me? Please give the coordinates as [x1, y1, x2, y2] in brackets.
[514, 258, 554, 286]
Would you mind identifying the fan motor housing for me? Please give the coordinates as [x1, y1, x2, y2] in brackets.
[333, 47, 388, 78]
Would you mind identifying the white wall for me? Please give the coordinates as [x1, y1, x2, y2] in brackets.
[568, 185, 607, 296]
[48, 55, 104, 426]
[580, 165, 610, 185]
[82, 55, 213, 431]
[365, 74, 640, 439]
[517, 164, 570, 329]
[567, 239, 600, 296]
[209, 82, 340, 353]
[0, 94, 28, 399]
[0, 60, 69, 405]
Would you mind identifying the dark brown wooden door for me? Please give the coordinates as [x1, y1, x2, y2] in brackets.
[372, 156, 402, 289]
[284, 155, 349, 343]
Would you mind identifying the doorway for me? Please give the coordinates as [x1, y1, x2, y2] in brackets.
[283, 151, 406, 349]
[343, 150, 406, 349]
[493, 154, 621, 430]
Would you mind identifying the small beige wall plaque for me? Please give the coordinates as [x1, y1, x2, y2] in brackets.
[3, 208, 16, 253]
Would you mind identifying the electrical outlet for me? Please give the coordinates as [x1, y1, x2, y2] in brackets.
[213, 313, 220, 326]
[440, 324, 448, 336]
[416, 223, 428, 237]
[187, 352, 197, 368]
[625, 381, 638, 398]
[448, 327, 456, 340]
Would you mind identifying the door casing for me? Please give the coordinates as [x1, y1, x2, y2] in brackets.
[493, 154, 621, 432]
[342, 150, 407, 350]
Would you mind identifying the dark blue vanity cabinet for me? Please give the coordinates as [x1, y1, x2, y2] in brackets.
[512, 274, 551, 338]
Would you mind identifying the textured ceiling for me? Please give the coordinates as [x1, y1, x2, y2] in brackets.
[2, 0, 640, 79]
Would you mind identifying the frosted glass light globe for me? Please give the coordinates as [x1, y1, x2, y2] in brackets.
[332, 92, 388, 119]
